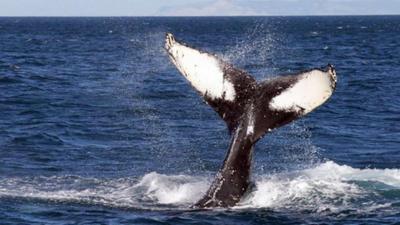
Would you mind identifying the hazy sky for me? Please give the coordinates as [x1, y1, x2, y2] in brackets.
[0, 0, 400, 16]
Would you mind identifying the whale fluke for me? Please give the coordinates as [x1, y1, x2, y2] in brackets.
[165, 33, 256, 132]
[165, 33, 337, 208]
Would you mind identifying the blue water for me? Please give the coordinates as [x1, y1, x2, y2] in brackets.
[0, 16, 399, 224]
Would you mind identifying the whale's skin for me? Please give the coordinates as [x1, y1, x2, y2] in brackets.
[165, 33, 337, 208]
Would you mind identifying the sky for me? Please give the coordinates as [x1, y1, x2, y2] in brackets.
[0, 0, 399, 17]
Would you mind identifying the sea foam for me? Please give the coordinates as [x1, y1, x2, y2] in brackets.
[0, 161, 399, 213]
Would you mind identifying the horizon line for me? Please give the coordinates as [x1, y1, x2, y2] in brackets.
[0, 14, 399, 18]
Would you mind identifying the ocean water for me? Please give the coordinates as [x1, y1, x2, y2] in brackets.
[0, 16, 399, 224]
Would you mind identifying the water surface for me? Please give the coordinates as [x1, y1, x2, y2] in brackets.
[0, 16, 399, 224]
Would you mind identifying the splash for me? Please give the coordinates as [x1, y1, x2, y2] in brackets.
[239, 161, 400, 215]
[221, 22, 278, 79]
[0, 162, 399, 214]
[134, 172, 209, 205]
[0, 172, 209, 210]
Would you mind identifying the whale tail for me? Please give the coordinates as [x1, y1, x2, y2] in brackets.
[165, 33, 337, 208]
[165, 33, 257, 132]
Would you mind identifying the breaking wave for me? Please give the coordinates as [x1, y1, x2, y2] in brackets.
[1, 161, 399, 215]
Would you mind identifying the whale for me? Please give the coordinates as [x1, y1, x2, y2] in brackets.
[165, 33, 337, 208]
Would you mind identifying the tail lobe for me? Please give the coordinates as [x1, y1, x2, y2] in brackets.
[165, 33, 337, 208]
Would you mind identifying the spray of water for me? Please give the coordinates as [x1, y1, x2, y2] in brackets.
[0, 162, 399, 215]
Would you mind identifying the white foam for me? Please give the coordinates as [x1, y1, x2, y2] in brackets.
[0, 162, 399, 213]
[305, 161, 400, 187]
[134, 172, 208, 204]
[237, 161, 400, 213]
[0, 173, 209, 210]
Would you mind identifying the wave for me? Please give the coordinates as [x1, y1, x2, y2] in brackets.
[0, 161, 399, 214]
[0, 173, 208, 210]
[238, 161, 400, 214]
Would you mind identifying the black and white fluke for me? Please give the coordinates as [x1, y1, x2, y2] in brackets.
[165, 32, 337, 208]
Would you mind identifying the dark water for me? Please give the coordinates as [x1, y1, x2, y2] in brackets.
[0, 16, 399, 224]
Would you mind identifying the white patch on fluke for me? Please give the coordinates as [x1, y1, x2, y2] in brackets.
[165, 33, 236, 101]
[269, 70, 334, 114]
